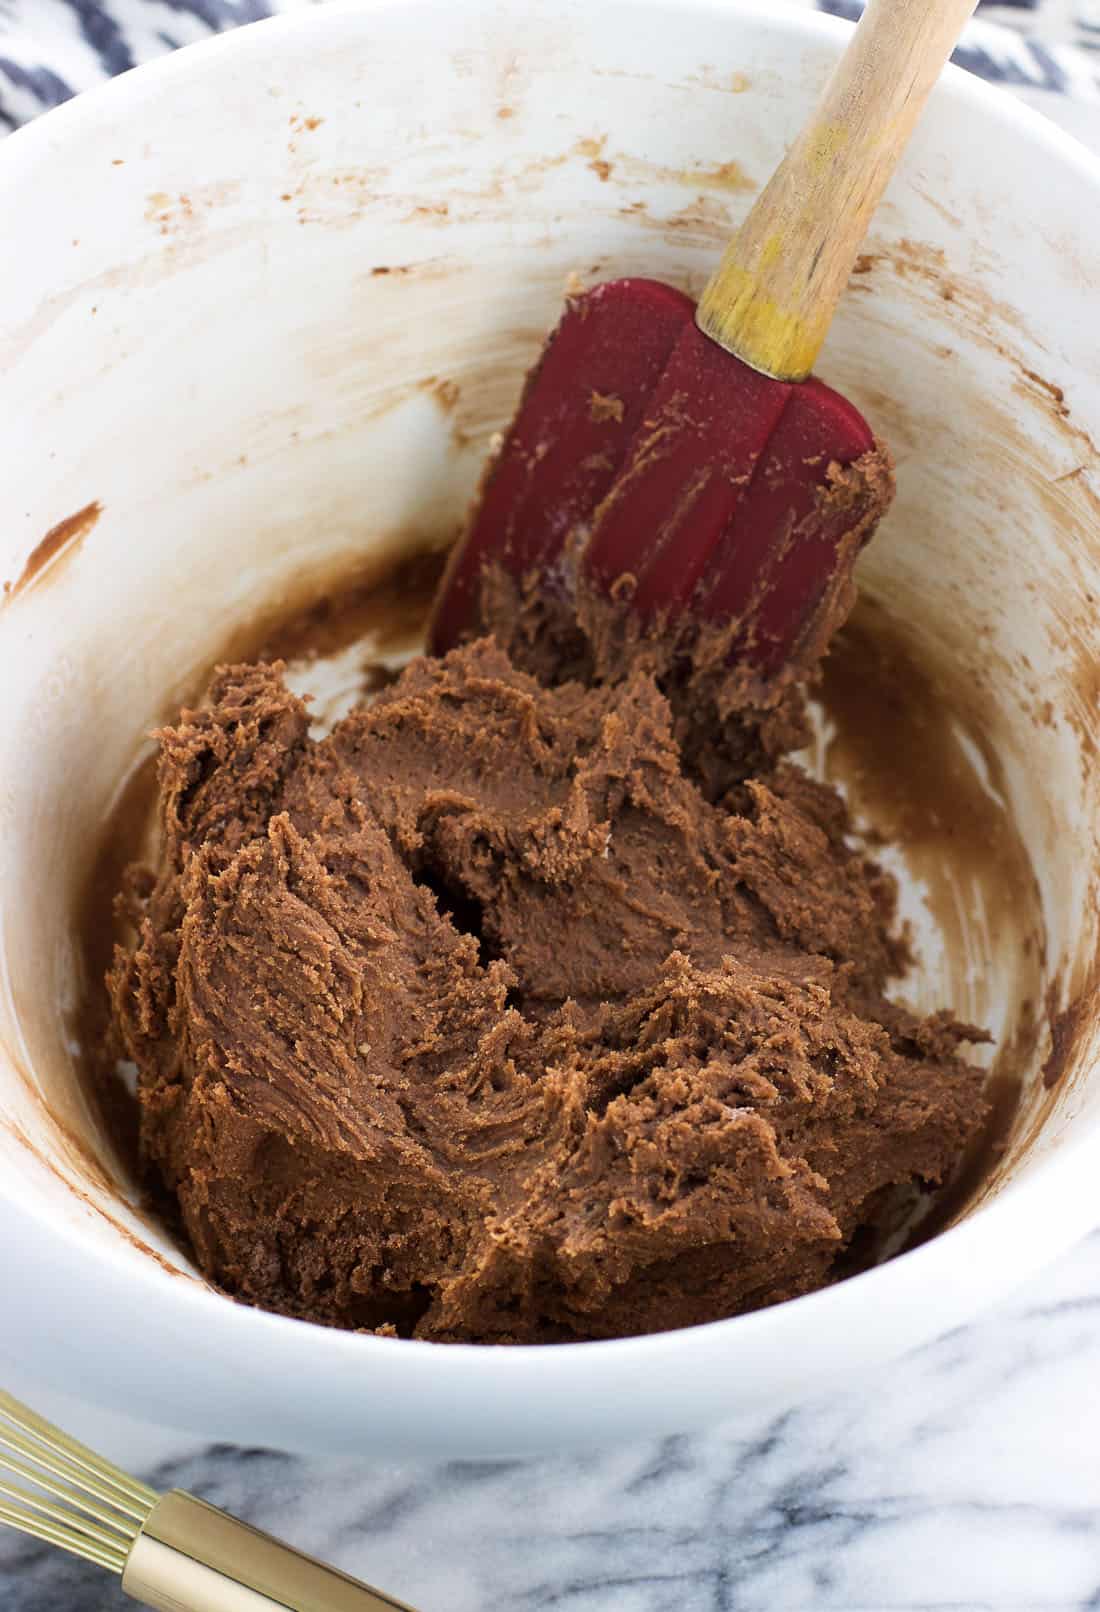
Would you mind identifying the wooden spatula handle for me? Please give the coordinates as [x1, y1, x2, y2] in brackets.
[697, 0, 978, 382]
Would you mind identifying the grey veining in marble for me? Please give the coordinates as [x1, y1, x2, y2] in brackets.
[4, 1231, 1100, 1610]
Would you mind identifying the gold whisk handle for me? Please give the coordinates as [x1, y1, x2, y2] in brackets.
[122, 1490, 415, 1612]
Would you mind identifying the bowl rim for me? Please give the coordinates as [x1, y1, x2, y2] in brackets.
[3, 0, 1100, 1388]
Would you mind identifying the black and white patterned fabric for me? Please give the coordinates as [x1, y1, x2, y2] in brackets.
[0, 0, 289, 131]
[1, 0, 1099, 135]
[820, 0, 1100, 100]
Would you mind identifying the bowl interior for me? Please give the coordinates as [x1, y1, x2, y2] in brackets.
[2, 0, 1100, 1446]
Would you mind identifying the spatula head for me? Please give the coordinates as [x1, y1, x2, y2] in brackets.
[430, 278, 888, 677]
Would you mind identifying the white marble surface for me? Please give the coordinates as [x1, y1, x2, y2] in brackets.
[3, 1230, 1100, 1610]
[4, 4, 1100, 1609]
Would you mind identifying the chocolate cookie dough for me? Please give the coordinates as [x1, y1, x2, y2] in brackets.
[109, 528, 988, 1342]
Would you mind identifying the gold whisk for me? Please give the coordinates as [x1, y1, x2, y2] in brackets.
[0, 1389, 415, 1610]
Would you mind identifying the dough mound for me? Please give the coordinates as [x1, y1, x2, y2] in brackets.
[110, 639, 985, 1342]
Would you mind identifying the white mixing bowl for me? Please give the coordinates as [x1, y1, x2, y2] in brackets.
[2, 0, 1100, 1457]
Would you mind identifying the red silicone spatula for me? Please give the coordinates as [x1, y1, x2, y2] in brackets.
[431, 0, 977, 673]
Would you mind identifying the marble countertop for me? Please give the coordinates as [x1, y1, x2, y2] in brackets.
[4, 1231, 1100, 1611]
[3, 3, 1100, 1609]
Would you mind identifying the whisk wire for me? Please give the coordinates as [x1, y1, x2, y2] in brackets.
[0, 1391, 157, 1510]
[0, 1445, 141, 1538]
[0, 1425, 152, 1526]
[0, 1489, 130, 1571]
[0, 1390, 157, 1576]
[0, 1475, 129, 1543]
